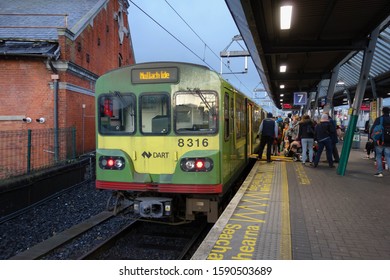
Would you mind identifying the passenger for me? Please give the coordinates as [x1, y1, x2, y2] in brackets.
[298, 114, 315, 165]
[326, 112, 340, 163]
[258, 112, 278, 163]
[274, 117, 284, 155]
[336, 125, 344, 141]
[287, 115, 299, 144]
[311, 114, 336, 168]
[284, 113, 292, 125]
[364, 138, 375, 159]
[371, 106, 390, 177]
[281, 121, 290, 153]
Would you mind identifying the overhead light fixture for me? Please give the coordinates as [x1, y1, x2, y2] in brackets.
[280, 65, 287, 72]
[280, 93, 284, 97]
[280, 5, 292, 30]
[280, 84, 285, 89]
[337, 80, 345, 85]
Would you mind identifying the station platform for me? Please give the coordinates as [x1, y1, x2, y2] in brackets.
[192, 138, 390, 260]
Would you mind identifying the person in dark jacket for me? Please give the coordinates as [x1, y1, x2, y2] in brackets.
[327, 113, 340, 162]
[298, 114, 315, 165]
[312, 114, 336, 168]
[370, 106, 390, 177]
[258, 112, 278, 163]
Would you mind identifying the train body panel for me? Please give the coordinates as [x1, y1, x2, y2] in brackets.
[95, 62, 264, 222]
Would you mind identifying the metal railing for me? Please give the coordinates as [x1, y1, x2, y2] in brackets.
[0, 127, 77, 179]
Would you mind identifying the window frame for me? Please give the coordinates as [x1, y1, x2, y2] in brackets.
[173, 90, 219, 135]
[98, 92, 136, 136]
[139, 92, 171, 135]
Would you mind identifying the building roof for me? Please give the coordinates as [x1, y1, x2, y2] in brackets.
[0, 0, 109, 41]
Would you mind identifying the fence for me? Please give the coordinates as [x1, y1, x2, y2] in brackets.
[0, 127, 77, 179]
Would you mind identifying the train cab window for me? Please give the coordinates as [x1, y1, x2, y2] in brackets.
[140, 93, 170, 134]
[98, 92, 135, 135]
[174, 90, 217, 135]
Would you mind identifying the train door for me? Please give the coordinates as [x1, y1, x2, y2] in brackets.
[222, 90, 234, 181]
[246, 100, 253, 159]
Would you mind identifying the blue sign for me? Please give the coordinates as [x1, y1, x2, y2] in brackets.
[293, 92, 307, 105]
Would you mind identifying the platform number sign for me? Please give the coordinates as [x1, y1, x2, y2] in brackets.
[293, 92, 307, 106]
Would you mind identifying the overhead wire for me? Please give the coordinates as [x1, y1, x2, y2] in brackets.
[129, 0, 256, 96]
[129, 0, 215, 70]
[164, 0, 255, 94]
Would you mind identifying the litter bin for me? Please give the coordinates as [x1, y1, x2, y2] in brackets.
[352, 130, 360, 149]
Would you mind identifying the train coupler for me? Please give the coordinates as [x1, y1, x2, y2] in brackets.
[133, 197, 173, 218]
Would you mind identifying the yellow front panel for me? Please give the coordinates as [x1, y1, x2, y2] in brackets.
[98, 135, 219, 174]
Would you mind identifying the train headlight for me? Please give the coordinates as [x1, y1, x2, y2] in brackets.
[185, 160, 195, 170]
[115, 159, 124, 168]
[180, 158, 213, 172]
[99, 156, 125, 170]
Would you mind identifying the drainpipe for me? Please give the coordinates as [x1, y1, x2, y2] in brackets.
[49, 60, 59, 162]
[52, 74, 59, 162]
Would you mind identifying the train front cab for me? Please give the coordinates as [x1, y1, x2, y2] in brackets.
[95, 63, 258, 222]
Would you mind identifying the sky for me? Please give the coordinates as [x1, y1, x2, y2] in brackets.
[127, 0, 272, 108]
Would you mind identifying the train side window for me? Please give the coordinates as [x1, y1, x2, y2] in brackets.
[224, 93, 230, 140]
[98, 92, 135, 135]
[174, 90, 218, 135]
[140, 93, 170, 134]
[235, 96, 246, 139]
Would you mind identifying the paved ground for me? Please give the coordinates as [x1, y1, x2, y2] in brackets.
[288, 136, 390, 259]
[193, 135, 390, 260]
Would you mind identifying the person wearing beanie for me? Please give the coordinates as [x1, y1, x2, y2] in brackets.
[371, 106, 390, 177]
[311, 113, 336, 168]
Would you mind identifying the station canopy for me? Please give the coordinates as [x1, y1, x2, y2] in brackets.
[225, 0, 390, 109]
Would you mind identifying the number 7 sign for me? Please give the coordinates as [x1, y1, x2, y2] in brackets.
[293, 92, 307, 105]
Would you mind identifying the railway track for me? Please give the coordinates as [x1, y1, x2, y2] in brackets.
[9, 206, 209, 260]
[9, 210, 124, 260]
[80, 219, 210, 260]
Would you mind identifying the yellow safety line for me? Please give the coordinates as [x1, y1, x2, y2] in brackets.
[294, 163, 311, 185]
[280, 161, 292, 259]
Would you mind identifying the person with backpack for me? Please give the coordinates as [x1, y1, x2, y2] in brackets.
[370, 106, 390, 177]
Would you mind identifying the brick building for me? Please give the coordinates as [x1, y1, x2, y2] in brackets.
[0, 0, 135, 156]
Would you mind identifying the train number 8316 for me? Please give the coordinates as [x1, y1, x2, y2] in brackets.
[177, 138, 209, 148]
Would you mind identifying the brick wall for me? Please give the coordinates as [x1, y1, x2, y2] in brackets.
[0, 0, 135, 156]
[0, 59, 54, 131]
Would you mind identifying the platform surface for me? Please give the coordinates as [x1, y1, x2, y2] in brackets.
[192, 139, 390, 260]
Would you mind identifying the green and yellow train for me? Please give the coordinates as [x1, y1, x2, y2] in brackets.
[95, 62, 266, 222]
